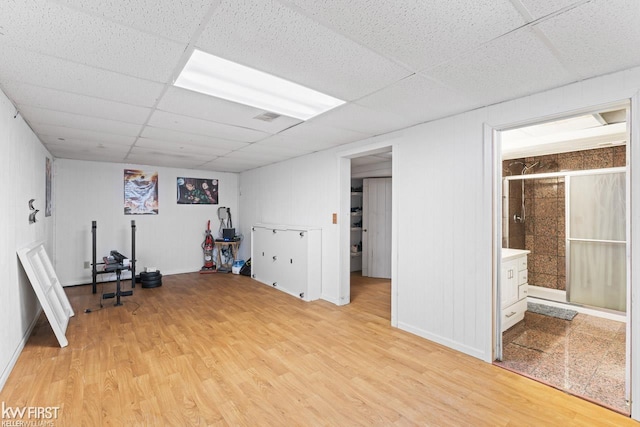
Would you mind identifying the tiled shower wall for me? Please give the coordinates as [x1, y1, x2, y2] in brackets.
[503, 146, 625, 290]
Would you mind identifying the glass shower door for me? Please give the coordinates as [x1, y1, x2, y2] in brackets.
[567, 171, 626, 312]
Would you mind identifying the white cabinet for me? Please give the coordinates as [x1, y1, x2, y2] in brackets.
[251, 224, 321, 301]
[501, 249, 530, 332]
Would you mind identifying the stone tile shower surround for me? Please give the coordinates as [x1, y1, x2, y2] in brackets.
[503, 146, 625, 290]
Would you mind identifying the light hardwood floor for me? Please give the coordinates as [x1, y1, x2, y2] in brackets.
[0, 272, 636, 426]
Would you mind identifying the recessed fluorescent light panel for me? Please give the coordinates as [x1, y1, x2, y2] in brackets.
[174, 49, 345, 120]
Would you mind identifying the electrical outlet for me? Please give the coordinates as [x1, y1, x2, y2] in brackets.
[84, 261, 91, 269]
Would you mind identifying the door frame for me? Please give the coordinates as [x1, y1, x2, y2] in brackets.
[489, 97, 638, 417]
[337, 134, 399, 326]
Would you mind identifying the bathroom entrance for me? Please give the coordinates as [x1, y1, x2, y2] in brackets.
[494, 104, 630, 414]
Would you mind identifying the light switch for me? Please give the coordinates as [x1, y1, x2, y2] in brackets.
[332, 213, 337, 224]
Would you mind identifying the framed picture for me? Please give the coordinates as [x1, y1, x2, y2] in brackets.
[177, 177, 218, 204]
[124, 169, 158, 215]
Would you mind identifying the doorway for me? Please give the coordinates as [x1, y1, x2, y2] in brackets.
[339, 144, 394, 322]
[493, 104, 631, 414]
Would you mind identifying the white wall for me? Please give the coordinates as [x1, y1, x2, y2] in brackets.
[0, 88, 54, 390]
[239, 150, 342, 303]
[239, 66, 640, 418]
[54, 159, 239, 285]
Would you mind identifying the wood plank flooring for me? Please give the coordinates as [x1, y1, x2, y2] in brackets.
[0, 272, 636, 426]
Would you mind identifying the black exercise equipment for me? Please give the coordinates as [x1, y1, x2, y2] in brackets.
[91, 220, 137, 306]
[140, 270, 162, 288]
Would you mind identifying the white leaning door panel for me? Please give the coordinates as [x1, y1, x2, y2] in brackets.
[17, 241, 75, 347]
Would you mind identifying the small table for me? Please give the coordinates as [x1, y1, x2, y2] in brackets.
[214, 241, 240, 271]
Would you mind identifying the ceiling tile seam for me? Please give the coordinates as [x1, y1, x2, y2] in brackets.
[47, 0, 217, 47]
[0, 77, 160, 109]
[141, 124, 256, 146]
[124, 2, 244, 162]
[153, 106, 280, 135]
[30, 120, 141, 139]
[0, 42, 172, 86]
[416, 0, 593, 75]
[14, 102, 147, 130]
[507, 0, 591, 80]
[13, 100, 148, 126]
[275, 0, 420, 75]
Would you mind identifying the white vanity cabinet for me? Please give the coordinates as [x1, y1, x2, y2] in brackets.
[501, 249, 530, 332]
[251, 224, 321, 301]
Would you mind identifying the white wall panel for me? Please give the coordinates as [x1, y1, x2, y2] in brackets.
[54, 159, 239, 285]
[239, 150, 340, 303]
[0, 88, 54, 391]
[239, 66, 640, 382]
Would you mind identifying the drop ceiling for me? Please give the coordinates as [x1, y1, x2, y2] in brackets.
[0, 0, 638, 173]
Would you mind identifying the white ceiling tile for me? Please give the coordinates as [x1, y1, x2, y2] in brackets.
[141, 126, 250, 151]
[223, 149, 289, 163]
[0, 47, 164, 106]
[51, 151, 130, 163]
[45, 143, 129, 162]
[534, 0, 640, 78]
[20, 106, 143, 137]
[147, 111, 269, 143]
[126, 147, 214, 168]
[0, 0, 185, 82]
[356, 74, 477, 125]
[4, 81, 151, 124]
[196, 0, 411, 101]
[285, 0, 524, 71]
[228, 143, 311, 164]
[54, 0, 220, 43]
[515, 0, 586, 20]
[199, 159, 257, 172]
[264, 122, 368, 151]
[425, 28, 575, 107]
[134, 137, 234, 157]
[44, 139, 131, 155]
[309, 103, 413, 136]
[157, 87, 302, 134]
[36, 126, 137, 146]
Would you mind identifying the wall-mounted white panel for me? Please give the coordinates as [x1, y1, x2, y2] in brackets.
[17, 242, 74, 347]
[251, 224, 321, 301]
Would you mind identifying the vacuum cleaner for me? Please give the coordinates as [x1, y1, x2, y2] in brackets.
[200, 220, 216, 274]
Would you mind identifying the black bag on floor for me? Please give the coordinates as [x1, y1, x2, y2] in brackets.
[240, 258, 252, 276]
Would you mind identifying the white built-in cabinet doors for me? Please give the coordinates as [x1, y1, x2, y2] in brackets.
[363, 177, 392, 279]
[251, 224, 321, 301]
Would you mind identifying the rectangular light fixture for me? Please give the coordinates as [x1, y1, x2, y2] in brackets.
[174, 49, 345, 121]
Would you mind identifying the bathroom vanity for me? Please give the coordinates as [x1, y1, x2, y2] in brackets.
[501, 248, 530, 332]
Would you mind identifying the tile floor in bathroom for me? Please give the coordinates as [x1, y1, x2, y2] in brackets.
[495, 310, 628, 414]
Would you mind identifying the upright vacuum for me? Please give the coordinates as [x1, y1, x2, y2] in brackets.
[200, 220, 216, 273]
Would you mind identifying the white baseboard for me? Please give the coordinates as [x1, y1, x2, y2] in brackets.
[0, 307, 42, 392]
